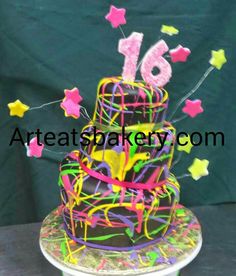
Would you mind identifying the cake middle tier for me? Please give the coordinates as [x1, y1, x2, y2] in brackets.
[92, 77, 169, 127]
[79, 122, 175, 185]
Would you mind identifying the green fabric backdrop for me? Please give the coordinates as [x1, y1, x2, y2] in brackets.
[0, 0, 235, 226]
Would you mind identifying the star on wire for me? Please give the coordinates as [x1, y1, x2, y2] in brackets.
[170, 45, 191, 63]
[177, 135, 193, 154]
[182, 99, 204, 118]
[209, 49, 227, 70]
[188, 158, 209, 180]
[25, 137, 44, 158]
[160, 25, 179, 36]
[8, 100, 29, 118]
[60, 99, 81, 119]
[64, 87, 82, 104]
[105, 5, 126, 28]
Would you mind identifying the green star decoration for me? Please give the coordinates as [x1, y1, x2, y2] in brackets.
[160, 25, 179, 36]
[209, 49, 227, 70]
[177, 135, 193, 154]
[8, 99, 30, 118]
[188, 158, 209, 181]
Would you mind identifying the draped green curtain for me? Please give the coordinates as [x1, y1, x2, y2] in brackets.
[0, 0, 235, 226]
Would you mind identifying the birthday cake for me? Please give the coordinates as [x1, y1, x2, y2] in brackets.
[4, 3, 226, 272]
[53, 3, 226, 257]
[59, 77, 180, 251]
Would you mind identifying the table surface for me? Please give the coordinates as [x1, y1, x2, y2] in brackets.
[0, 204, 235, 276]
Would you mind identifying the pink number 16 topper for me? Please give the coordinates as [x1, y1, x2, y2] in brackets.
[118, 32, 172, 87]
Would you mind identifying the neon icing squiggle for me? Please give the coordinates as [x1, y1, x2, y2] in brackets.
[59, 77, 180, 250]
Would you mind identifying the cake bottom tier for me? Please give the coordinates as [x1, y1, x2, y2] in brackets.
[60, 153, 180, 251]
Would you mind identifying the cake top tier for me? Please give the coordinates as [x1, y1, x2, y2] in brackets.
[92, 77, 169, 128]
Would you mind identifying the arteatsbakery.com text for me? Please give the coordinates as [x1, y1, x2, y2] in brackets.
[9, 127, 225, 151]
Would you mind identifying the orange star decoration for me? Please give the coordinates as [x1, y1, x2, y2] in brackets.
[8, 100, 30, 118]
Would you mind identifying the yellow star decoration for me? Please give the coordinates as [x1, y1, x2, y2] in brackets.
[188, 158, 209, 181]
[8, 99, 30, 118]
[160, 25, 179, 36]
[177, 135, 193, 154]
[209, 49, 227, 70]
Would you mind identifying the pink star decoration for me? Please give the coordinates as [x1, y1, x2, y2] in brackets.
[64, 87, 82, 104]
[182, 99, 204, 118]
[169, 45, 191, 63]
[60, 99, 81, 119]
[61, 87, 83, 119]
[105, 5, 126, 28]
[25, 137, 44, 158]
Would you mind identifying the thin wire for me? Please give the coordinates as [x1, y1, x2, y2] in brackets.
[80, 106, 92, 121]
[171, 151, 183, 169]
[29, 99, 62, 111]
[171, 114, 188, 124]
[176, 173, 191, 179]
[29, 99, 92, 121]
[168, 66, 214, 121]
[80, 111, 91, 121]
[136, 58, 143, 72]
[118, 26, 126, 38]
[44, 148, 68, 155]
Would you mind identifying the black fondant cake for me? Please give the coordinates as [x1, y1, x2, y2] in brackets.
[59, 77, 180, 251]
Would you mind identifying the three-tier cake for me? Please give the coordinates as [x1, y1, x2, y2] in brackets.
[59, 77, 180, 251]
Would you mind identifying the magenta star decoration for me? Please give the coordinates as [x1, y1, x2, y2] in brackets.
[60, 99, 81, 119]
[170, 45, 191, 63]
[25, 137, 44, 158]
[64, 87, 82, 104]
[182, 99, 204, 118]
[105, 5, 126, 28]
[61, 87, 83, 119]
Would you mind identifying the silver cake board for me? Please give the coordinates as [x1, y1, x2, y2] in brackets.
[40, 206, 202, 276]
